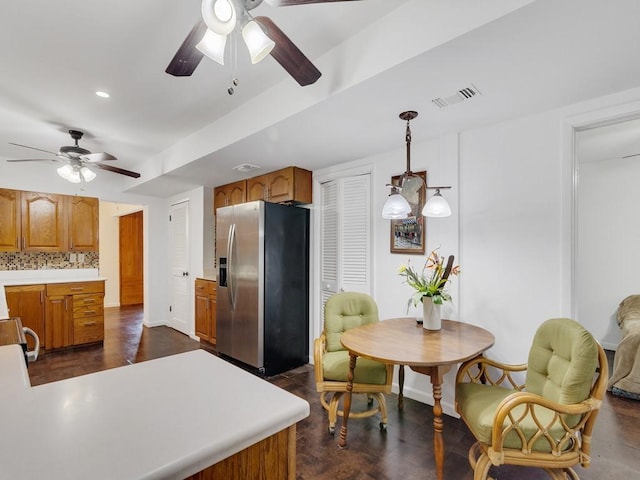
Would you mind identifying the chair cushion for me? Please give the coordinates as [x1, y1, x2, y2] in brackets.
[525, 318, 598, 404]
[323, 350, 388, 385]
[456, 382, 574, 452]
[324, 292, 379, 353]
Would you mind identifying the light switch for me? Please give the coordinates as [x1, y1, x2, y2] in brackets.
[78, 253, 85, 263]
[69, 253, 77, 263]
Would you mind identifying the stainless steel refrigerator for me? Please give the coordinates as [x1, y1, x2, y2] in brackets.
[216, 200, 309, 376]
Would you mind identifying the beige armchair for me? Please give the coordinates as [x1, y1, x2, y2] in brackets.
[455, 318, 608, 480]
[314, 292, 394, 434]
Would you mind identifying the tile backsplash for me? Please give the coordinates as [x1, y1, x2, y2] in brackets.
[0, 252, 99, 270]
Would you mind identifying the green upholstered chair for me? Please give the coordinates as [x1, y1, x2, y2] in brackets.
[455, 318, 608, 480]
[314, 292, 394, 434]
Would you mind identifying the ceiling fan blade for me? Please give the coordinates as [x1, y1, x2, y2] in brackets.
[166, 21, 207, 77]
[95, 163, 141, 179]
[8, 142, 59, 155]
[254, 16, 321, 86]
[6, 158, 62, 163]
[81, 152, 117, 163]
[265, 0, 362, 6]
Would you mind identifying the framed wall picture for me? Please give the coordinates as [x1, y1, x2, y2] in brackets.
[390, 170, 426, 254]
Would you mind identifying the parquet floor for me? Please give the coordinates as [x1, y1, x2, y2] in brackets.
[27, 305, 640, 479]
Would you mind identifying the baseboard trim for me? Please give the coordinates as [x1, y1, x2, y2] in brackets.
[391, 383, 459, 418]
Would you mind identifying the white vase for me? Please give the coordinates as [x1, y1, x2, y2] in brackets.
[422, 296, 442, 331]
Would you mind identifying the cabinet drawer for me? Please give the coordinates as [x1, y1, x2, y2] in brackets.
[73, 317, 104, 345]
[195, 279, 208, 293]
[46, 281, 105, 296]
[207, 282, 217, 296]
[73, 300, 104, 319]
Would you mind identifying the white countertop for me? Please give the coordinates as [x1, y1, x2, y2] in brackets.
[0, 269, 105, 318]
[0, 348, 309, 480]
[0, 345, 30, 394]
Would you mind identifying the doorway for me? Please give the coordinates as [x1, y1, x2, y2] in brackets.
[119, 210, 144, 306]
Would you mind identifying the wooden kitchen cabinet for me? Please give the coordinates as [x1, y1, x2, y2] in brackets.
[246, 167, 312, 204]
[45, 281, 105, 349]
[68, 195, 99, 252]
[0, 188, 21, 252]
[0, 189, 99, 253]
[194, 278, 217, 345]
[214, 180, 246, 212]
[21, 191, 68, 252]
[4, 284, 45, 349]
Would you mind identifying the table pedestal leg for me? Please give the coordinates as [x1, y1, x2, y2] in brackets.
[398, 364, 405, 411]
[337, 353, 357, 449]
[411, 365, 450, 480]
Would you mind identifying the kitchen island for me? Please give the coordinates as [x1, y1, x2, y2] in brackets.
[0, 347, 309, 479]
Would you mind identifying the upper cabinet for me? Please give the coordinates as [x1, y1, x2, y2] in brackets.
[247, 167, 312, 204]
[216, 167, 312, 214]
[68, 196, 99, 252]
[21, 191, 67, 252]
[0, 189, 99, 253]
[0, 189, 21, 252]
[214, 180, 247, 212]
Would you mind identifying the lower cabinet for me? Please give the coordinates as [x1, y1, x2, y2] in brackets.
[45, 281, 105, 349]
[195, 278, 217, 345]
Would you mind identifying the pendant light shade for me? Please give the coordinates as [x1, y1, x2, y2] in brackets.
[242, 20, 275, 64]
[201, 0, 236, 36]
[422, 188, 452, 217]
[382, 186, 411, 219]
[196, 28, 227, 65]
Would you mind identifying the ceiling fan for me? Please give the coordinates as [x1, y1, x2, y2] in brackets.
[166, 0, 361, 89]
[6, 129, 141, 183]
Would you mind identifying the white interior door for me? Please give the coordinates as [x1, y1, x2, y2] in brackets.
[169, 200, 190, 335]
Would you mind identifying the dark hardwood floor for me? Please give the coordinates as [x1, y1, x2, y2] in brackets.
[28, 306, 640, 479]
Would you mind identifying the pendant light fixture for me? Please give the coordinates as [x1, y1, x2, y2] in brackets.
[382, 110, 453, 219]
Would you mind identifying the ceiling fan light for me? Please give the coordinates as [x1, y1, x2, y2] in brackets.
[80, 166, 96, 182]
[382, 191, 412, 219]
[196, 29, 227, 65]
[201, 0, 236, 36]
[242, 20, 275, 64]
[67, 168, 82, 184]
[422, 190, 452, 217]
[57, 164, 73, 181]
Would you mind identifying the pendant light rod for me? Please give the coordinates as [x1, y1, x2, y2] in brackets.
[399, 110, 418, 175]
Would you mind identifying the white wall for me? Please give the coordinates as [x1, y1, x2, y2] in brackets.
[577, 155, 640, 349]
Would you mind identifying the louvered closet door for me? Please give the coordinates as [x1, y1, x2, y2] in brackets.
[320, 173, 371, 320]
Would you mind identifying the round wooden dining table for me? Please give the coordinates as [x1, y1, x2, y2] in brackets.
[338, 318, 495, 480]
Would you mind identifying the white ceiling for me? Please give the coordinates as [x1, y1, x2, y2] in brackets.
[2, 0, 640, 197]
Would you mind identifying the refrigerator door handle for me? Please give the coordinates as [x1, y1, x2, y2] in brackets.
[227, 223, 236, 308]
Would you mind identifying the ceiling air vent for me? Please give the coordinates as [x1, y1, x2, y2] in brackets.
[232, 163, 261, 173]
[432, 84, 481, 109]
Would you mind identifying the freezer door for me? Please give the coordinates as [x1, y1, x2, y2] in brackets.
[216, 202, 264, 368]
[215, 206, 233, 358]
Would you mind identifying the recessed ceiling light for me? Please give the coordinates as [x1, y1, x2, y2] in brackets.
[95, 91, 111, 98]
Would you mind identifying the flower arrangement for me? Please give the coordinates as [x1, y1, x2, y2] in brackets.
[398, 249, 460, 309]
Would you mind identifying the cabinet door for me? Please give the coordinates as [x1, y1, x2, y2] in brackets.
[69, 196, 99, 251]
[213, 187, 229, 213]
[45, 295, 73, 349]
[0, 189, 21, 252]
[227, 180, 247, 206]
[21, 191, 67, 252]
[247, 175, 268, 202]
[4, 285, 45, 349]
[267, 167, 312, 204]
[195, 280, 210, 341]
